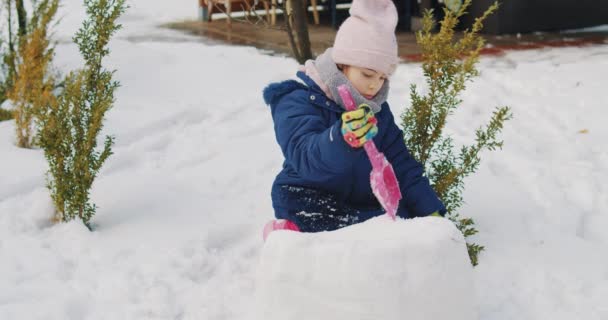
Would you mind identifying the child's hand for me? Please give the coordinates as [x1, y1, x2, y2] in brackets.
[341, 104, 378, 148]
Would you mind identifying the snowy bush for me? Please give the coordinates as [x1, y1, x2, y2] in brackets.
[6, 0, 58, 148]
[401, 0, 512, 265]
[37, 0, 126, 228]
[0, 106, 13, 121]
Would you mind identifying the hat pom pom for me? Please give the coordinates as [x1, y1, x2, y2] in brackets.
[349, 0, 398, 31]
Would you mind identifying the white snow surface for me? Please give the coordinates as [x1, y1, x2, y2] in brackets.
[0, 1, 607, 319]
[257, 217, 476, 320]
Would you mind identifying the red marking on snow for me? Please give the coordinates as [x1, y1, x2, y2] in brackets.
[402, 36, 608, 62]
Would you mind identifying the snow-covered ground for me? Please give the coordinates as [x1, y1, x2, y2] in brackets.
[1, 1, 607, 319]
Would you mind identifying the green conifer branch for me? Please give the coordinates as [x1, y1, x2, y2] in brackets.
[37, 0, 126, 228]
[6, 0, 58, 148]
[401, 1, 510, 266]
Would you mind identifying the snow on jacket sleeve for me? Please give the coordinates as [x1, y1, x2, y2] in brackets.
[270, 91, 362, 184]
[380, 106, 446, 218]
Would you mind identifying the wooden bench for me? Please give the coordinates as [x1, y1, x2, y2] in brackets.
[199, 0, 320, 26]
[199, 0, 261, 25]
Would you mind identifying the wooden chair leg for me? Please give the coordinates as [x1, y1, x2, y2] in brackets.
[311, 0, 319, 25]
[226, 0, 232, 26]
[244, 2, 249, 19]
[263, 1, 271, 23]
[208, 0, 214, 22]
[271, 0, 277, 25]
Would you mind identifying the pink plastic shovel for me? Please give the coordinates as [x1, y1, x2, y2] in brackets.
[337, 85, 402, 220]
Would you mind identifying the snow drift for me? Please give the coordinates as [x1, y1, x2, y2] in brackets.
[256, 216, 476, 320]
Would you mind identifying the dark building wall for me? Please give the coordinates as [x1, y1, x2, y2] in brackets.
[461, 0, 608, 34]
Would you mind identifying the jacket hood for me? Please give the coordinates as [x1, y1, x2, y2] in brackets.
[263, 79, 306, 106]
[263, 72, 343, 113]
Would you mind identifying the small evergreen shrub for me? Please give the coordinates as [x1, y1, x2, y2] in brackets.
[37, 0, 126, 228]
[7, 0, 58, 148]
[0, 107, 14, 122]
[401, 0, 512, 266]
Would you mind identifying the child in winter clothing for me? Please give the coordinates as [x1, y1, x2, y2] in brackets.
[263, 0, 445, 233]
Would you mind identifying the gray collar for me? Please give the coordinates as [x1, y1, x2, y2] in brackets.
[312, 48, 389, 113]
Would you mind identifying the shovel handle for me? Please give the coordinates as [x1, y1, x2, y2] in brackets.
[338, 85, 359, 112]
[338, 85, 401, 220]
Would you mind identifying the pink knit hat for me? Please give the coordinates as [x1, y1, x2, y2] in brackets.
[332, 0, 399, 76]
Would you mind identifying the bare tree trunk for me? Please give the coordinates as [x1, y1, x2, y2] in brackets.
[15, 0, 26, 37]
[4, 0, 18, 102]
[196, 0, 312, 64]
[285, 0, 312, 64]
[6, 0, 15, 53]
[284, 12, 301, 63]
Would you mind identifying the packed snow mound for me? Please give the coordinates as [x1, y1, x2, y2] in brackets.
[255, 216, 476, 320]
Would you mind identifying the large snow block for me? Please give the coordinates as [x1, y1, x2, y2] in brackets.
[255, 216, 476, 320]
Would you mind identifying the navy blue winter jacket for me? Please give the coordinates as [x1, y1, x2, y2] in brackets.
[264, 72, 445, 230]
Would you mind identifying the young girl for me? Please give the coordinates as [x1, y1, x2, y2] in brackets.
[263, 0, 445, 233]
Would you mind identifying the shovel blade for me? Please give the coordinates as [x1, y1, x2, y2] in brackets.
[370, 157, 402, 220]
[337, 84, 402, 220]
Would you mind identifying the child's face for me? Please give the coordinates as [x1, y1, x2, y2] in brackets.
[341, 65, 387, 100]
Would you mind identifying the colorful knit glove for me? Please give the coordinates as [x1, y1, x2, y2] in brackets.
[341, 104, 378, 148]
